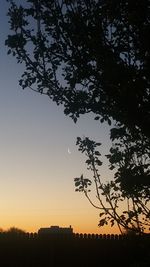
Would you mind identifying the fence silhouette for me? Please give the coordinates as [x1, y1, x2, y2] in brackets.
[1, 231, 147, 242]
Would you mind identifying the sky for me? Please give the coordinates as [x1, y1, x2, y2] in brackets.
[0, 1, 118, 234]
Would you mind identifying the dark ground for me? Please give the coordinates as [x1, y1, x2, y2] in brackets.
[0, 233, 149, 267]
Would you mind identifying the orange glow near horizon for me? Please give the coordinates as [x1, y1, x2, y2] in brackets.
[0, 201, 120, 234]
[0, 223, 120, 235]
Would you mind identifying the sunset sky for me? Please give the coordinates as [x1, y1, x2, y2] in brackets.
[0, 1, 118, 234]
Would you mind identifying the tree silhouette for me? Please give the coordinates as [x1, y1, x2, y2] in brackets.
[75, 136, 150, 233]
[6, 0, 150, 135]
[6, 0, 150, 232]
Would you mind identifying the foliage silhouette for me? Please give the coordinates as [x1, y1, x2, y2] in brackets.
[75, 136, 150, 233]
[7, 227, 26, 234]
[5, 0, 150, 232]
[5, 0, 150, 135]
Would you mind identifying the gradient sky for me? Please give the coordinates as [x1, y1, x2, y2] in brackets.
[0, 1, 118, 234]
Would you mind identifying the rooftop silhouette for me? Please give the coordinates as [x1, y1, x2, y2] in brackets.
[38, 225, 73, 235]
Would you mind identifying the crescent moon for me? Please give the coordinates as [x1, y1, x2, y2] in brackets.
[68, 148, 71, 154]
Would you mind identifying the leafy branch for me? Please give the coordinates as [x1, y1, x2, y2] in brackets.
[74, 136, 150, 234]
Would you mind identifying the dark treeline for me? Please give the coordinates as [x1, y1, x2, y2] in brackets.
[0, 231, 149, 267]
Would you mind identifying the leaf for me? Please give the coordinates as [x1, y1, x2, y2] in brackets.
[96, 143, 101, 146]
[96, 159, 102, 166]
[99, 219, 106, 227]
[110, 219, 115, 227]
[109, 165, 115, 170]
[94, 116, 100, 120]
[95, 151, 101, 156]
[108, 118, 111, 126]
[75, 181, 80, 187]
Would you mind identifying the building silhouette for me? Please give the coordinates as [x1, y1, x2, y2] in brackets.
[38, 225, 73, 235]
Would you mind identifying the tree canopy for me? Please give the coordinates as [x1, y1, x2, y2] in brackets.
[6, 0, 150, 134]
[6, 0, 150, 233]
